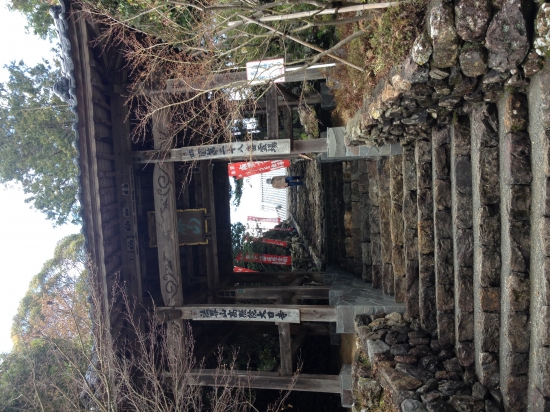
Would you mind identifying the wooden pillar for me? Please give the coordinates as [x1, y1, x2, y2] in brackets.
[201, 161, 220, 302]
[266, 85, 279, 140]
[278, 323, 292, 376]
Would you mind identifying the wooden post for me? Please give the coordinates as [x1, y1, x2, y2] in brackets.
[152, 109, 183, 307]
[283, 105, 293, 140]
[266, 85, 279, 140]
[278, 322, 293, 376]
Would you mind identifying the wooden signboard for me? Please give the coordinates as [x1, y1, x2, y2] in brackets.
[148, 208, 208, 247]
[191, 306, 300, 323]
[128, 139, 291, 164]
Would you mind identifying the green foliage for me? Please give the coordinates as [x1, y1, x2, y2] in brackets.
[0, 60, 79, 226]
[225, 333, 279, 372]
[231, 177, 244, 208]
[11, 233, 88, 347]
[7, 0, 55, 39]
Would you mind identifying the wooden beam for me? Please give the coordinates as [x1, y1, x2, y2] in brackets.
[231, 271, 325, 284]
[200, 161, 220, 302]
[278, 322, 293, 376]
[218, 285, 329, 300]
[184, 369, 340, 393]
[282, 105, 293, 140]
[164, 304, 336, 322]
[152, 109, 183, 307]
[292, 138, 327, 154]
[266, 85, 279, 140]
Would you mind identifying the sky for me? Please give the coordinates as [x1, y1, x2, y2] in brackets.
[0, 1, 80, 353]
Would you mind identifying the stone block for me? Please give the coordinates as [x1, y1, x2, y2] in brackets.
[479, 205, 501, 246]
[405, 228, 419, 260]
[417, 162, 432, 189]
[480, 287, 500, 312]
[345, 237, 355, 258]
[435, 238, 454, 284]
[454, 194, 473, 229]
[478, 352, 499, 389]
[383, 263, 394, 296]
[437, 312, 455, 346]
[371, 233, 382, 265]
[394, 273, 407, 303]
[541, 306, 550, 346]
[471, 103, 499, 148]
[457, 311, 474, 341]
[503, 132, 532, 185]
[419, 254, 435, 287]
[459, 43, 489, 77]
[508, 184, 531, 221]
[506, 313, 530, 353]
[367, 339, 391, 364]
[454, 0, 490, 41]
[362, 242, 372, 265]
[378, 158, 390, 191]
[453, 115, 471, 155]
[392, 244, 406, 276]
[456, 228, 474, 266]
[543, 257, 550, 306]
[508, 352, 529, 376]
[545, 178, 550, 215]
[436, 283, 454, 312]
[532, 386, 550, 412]
[390, 205, 405, 246]
[420, 285, 437, 332]
[369, 206, 381, 233]
[435, 210, 454, 239]
[507, 272, 530, 312]
[449, 395, 485, 412]
[479, 246, 501, 287]
[455, 155, 472, 194]
[416, 140, 432, 164]
[418, 220, 434, 255]
[434, 179, 451, 210]
[428, 0, 459, 68]
[401, 399, 427, 412]
[372, 264, 383, 289]
[395, 363, 434, 383]
[417, 188, 433, 221]
[504, 93, 528, 133]
[504, 375, 528, 412]
[479, 312, 500, 352]
[456, 266, 474, 312]
[478, 146, 500, 205]
[379, 365, 423, 392]
[485, 0, 529, 72]
[509, 220, 530, 272]
[404, 191, 418, 228]
[403, 147, 418, 191]
[433, 145, 450, 179]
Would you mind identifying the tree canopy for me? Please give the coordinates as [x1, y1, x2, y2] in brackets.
[0, 60, 79, 226]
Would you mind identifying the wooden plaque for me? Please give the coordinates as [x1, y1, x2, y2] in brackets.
[191, 306, 300, 323]
[148, 208, 209, 247]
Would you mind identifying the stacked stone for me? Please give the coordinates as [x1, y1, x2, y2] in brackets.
[499, 92, 531, 411]
[378, 157, 394, 295]
[358, 160, 372, 282]
[350, 161, 364, 277]
[432, 125, 455, 347]
[450, 115, 475, 369]
[352, 312, 503, 412]
[367, 159, 383, 289]
[403, 144, 420, 318]
[471, 103, 501, 392]
[390, 155, 406, 302]
[415, 139, 436, 333]
[342, 161, 354, 274]
[528, 64, 550, 411]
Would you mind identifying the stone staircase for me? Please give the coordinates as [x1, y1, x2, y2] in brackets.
[325, 70, 550, 410]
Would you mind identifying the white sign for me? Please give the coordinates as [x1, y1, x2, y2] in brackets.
[191, 306, 300, 323]
[246, 58, 285, 84]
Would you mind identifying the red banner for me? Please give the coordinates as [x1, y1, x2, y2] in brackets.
[233, 266, 259, 272]
[228, 160, 290, 179]
[236, 253, 292, 266]
[248, 216, 281, 223]
[247, 237, 288, 248]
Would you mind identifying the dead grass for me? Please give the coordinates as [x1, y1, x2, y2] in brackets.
[330, 0, 428, 123]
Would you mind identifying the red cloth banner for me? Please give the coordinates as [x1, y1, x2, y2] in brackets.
[247, 237, 288, 248]
[236, 252, 292, 266]
[228, 159, 290, 179]
[233, 266, 259, 272]
[248, 216, 281, 223]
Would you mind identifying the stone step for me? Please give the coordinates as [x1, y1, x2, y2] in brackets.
[450, 115, 475, 367]
[526, 63, 550, 412]
[432, 124, 455, 347]
[415, 138, 437, 333]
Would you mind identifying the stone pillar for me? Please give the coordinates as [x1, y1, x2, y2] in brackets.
[367, 159, 382, 289]
[432, 124, 455, 347]
[390, 155, 405, 302]
[403, 144, 419, 318]
[527, 62, 550, 412]
[342, 161, 354, 274]
[351, 161, 363, 277]
[379, 157, 394, 296]
[471, 103, 501, 390]
[499, 92, 531, 412]
[451, 115, 474, 367]
[358, 160, 372, 282]
[416, 139, 436, 333]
